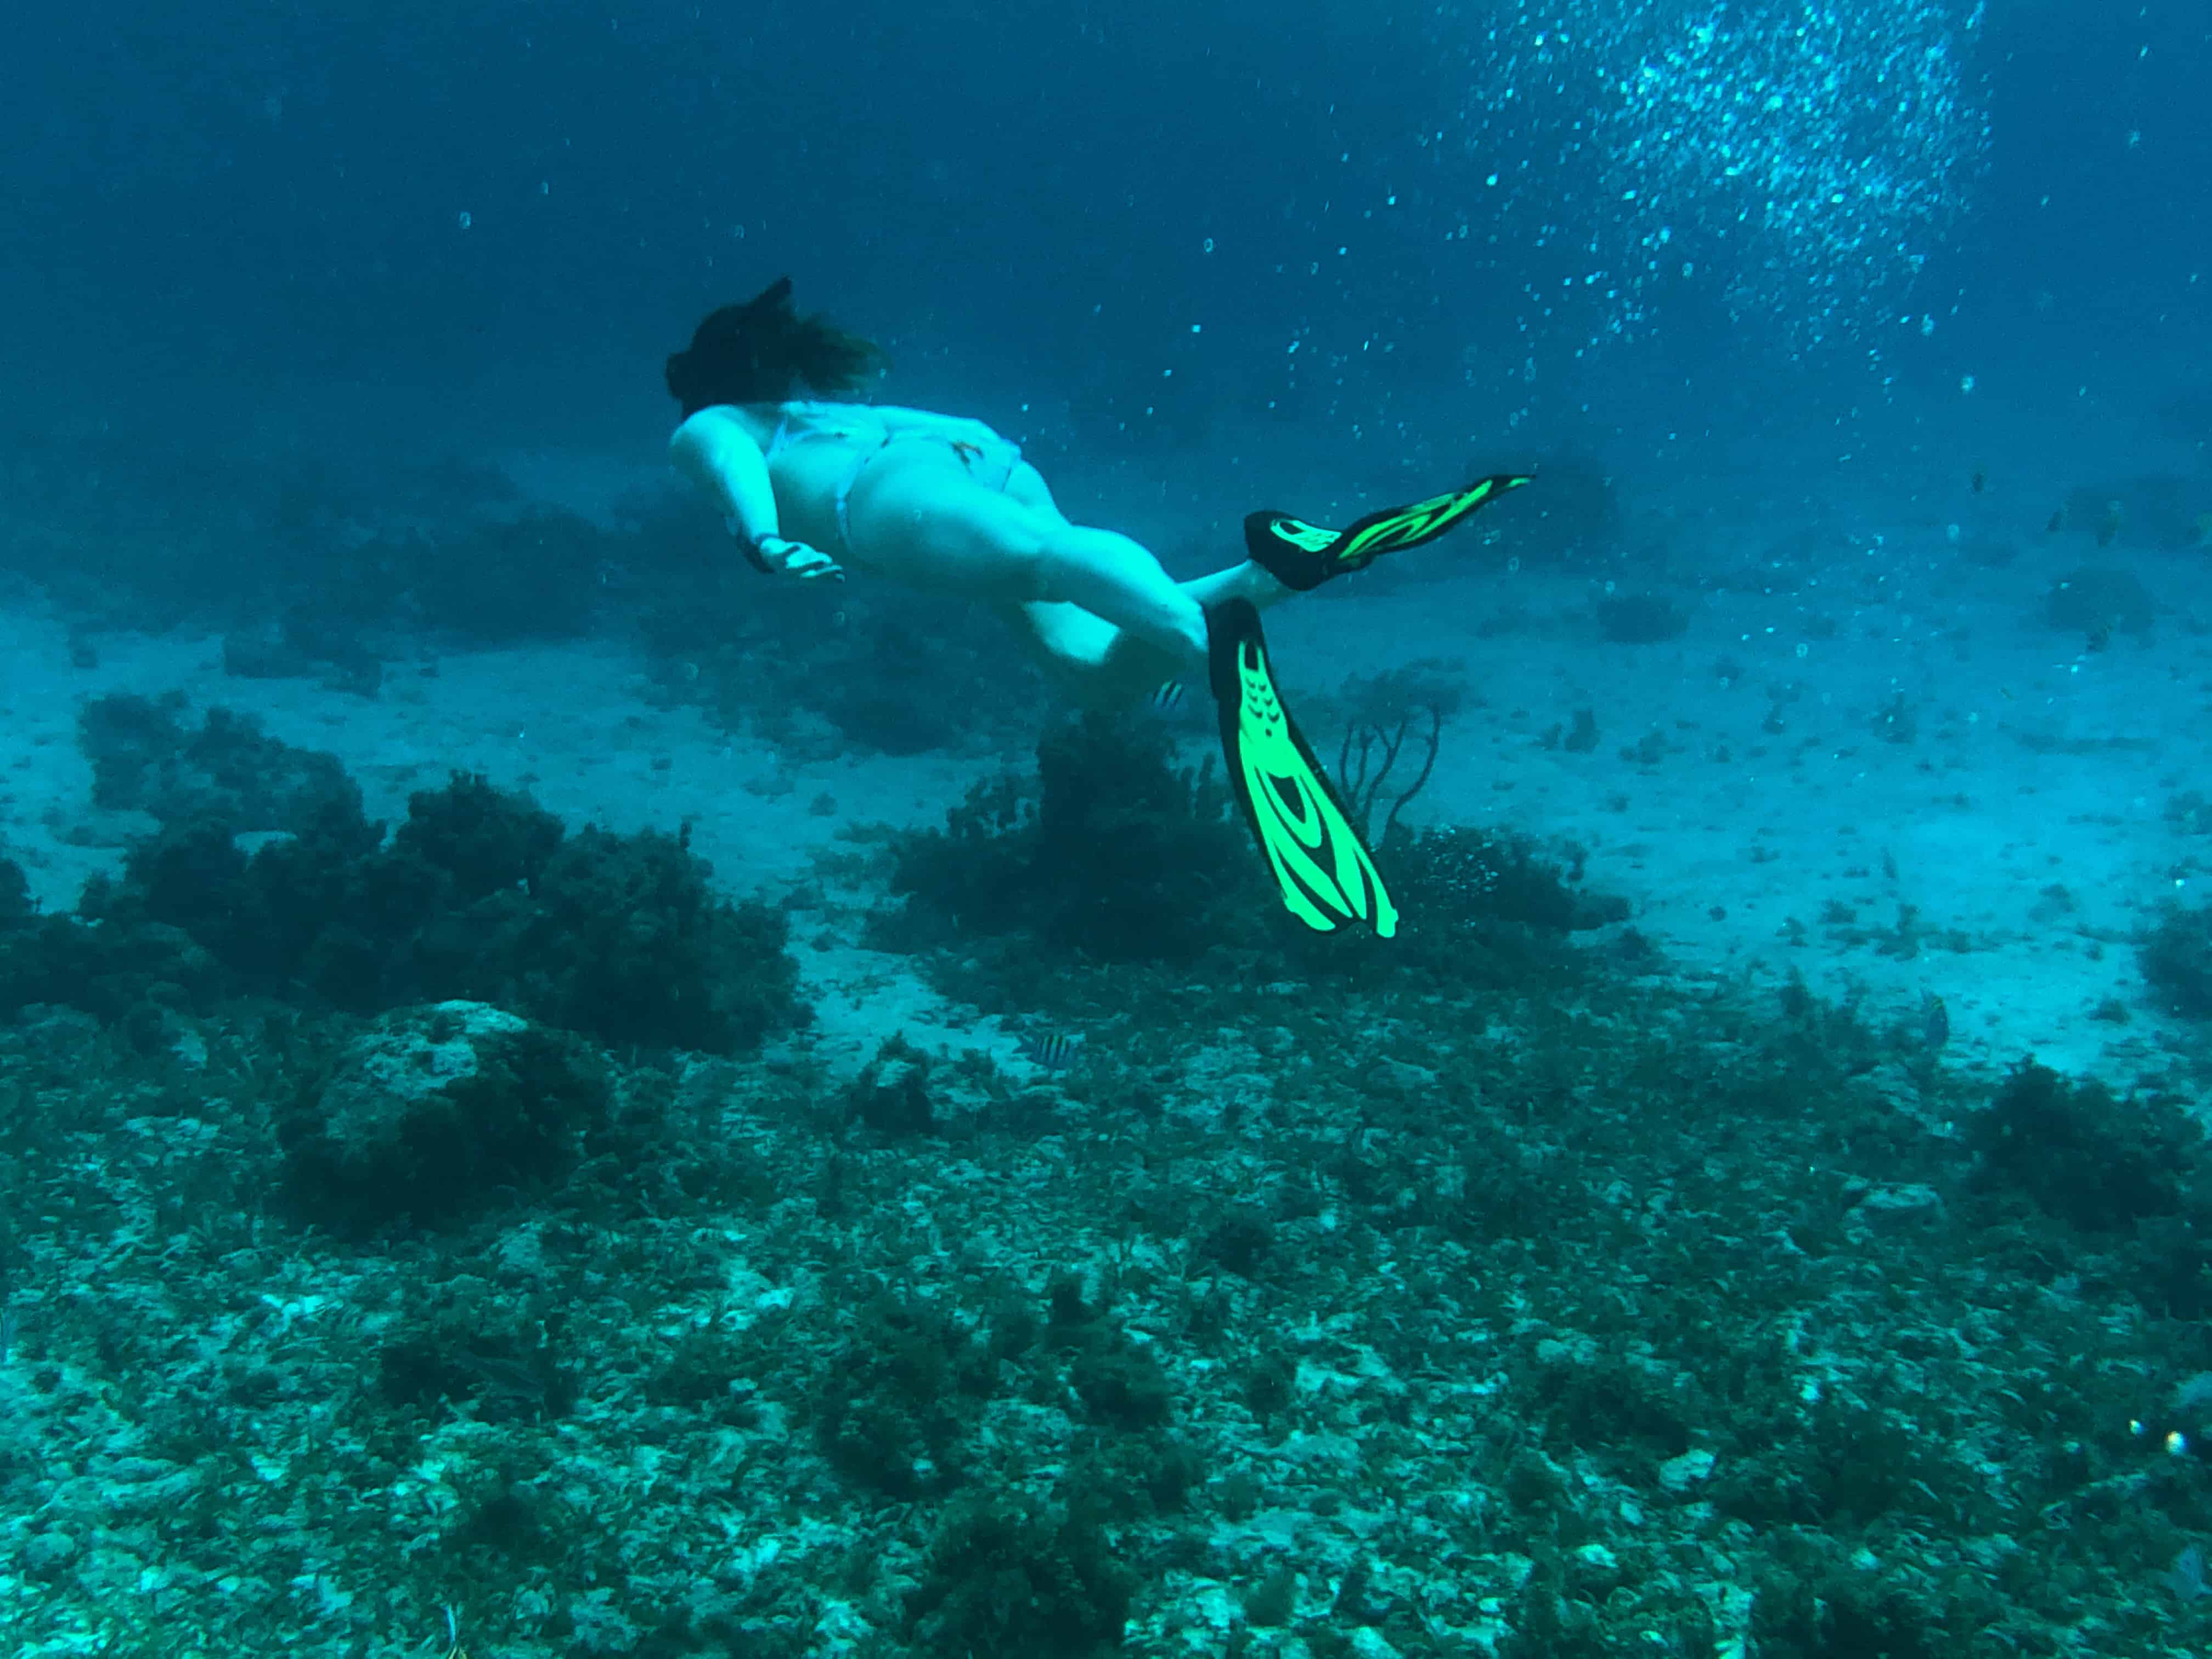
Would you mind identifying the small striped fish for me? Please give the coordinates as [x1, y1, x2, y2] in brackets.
[1144, 680, 1189, 718]
[1017, 1030, 1082, 1071]
[1920, 991, 1950, 1052]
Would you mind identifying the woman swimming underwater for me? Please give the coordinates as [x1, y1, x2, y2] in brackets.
[667, 277, 1530, 937]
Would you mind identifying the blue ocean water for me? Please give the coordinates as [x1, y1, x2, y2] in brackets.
[2, 2, 2211, 1653]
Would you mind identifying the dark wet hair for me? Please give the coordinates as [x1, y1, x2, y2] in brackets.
[664, 277, 886, 417]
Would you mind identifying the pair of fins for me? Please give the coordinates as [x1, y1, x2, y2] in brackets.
[1203, 473, 1531, 940]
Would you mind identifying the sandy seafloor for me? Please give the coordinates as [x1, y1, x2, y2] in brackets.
[3, 386, 2205, 1103]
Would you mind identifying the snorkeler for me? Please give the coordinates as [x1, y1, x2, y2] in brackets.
[667, 278, 1530, 937]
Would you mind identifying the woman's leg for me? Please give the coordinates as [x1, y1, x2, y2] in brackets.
[1177, 558, 1296, 612]
[848, 447, 1205, 663]
[848, 444, 1294, 691]
[1005, 460, 1296, 624]
[996, 600, 1183, 708]
[1034, 521, 1213, 662]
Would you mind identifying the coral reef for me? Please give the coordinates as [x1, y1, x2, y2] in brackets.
[881, 708, 1626, 1016]
[222, 603, 385, 698]
[903, 1497, 1134, 1658]
[3, 920, 2211, 1657]
[1965, 1058, 2197, 1232]
[885, 712, 1255, 964]
[0, 845, 223, 1024]
[1330, 660, 1465, 843]
[845, 1037, 939, 1139]
[1288, 824, 1631, 992]
[815, 1284, 995, 1498]
[452, 819, 797, 1052]
[63, 705, 801, 1052]
[278, 1002, 611, 1237]
[2141, 899, 2212, 1018]
[78, 693, 362, 831]
[393, 770, 566, 903]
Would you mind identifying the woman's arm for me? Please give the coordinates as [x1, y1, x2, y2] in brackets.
[669, 407, 842, 579]
[669, 407, 778, 546]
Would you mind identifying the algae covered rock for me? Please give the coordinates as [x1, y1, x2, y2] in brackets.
[82, 730, 804, 1052]
[277, 1000, 610, 1236]
[2141, 897, 2212, 1019]
[1965, 1058, 2195, 1233]
[904, 1494, 1134, 1658]
[78, 692, 362, 832]
[844, 1038, 936, 1138]
[885, 712, 1254, 964]
[465, 820, 797, 1053]
[0, 861, 223, 1024]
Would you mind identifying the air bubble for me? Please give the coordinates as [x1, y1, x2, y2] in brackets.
[1442, 0, 1987, 347]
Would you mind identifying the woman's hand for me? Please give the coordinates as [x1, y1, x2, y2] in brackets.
[752, 534, 844, 581]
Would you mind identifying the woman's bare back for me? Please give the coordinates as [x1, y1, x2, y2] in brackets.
[674, 400, 1038, 583]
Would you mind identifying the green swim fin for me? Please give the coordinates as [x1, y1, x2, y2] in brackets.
[1205, 599, 1396, 938]
[1243, 473, 1533, 592]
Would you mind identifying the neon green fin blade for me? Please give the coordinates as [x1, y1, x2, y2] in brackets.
[1205, 599, 1396, 938]
[1243, 472, 1533, 591]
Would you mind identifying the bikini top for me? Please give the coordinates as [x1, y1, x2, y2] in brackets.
[759, 400, 891, 461]
[756, 400, 1018, 465]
